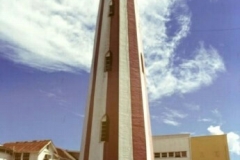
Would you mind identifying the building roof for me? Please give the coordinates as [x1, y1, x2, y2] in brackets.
[153, 133, 190, 139]
[3, 140, 51, 153]
[66, 150, 80, 160]
[56, 148, 76, 160]
[0, 145, 13, 154]
[191, 134, 227, 138]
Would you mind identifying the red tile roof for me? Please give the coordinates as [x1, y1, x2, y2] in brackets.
[56, 148, 75, 160]
[0, 145, 13, 153]
[66, 150, 80, 160]
[3, 140, 51, 153]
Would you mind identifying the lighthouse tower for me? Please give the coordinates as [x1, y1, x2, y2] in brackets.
[79, 0, 154, 160]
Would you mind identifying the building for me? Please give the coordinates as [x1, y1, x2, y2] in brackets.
[0, 140, 77, 160]
[79, 0, 153, 160]
[1, 134, 229, 160]
[191, 134, 230, 160]
[0, 145, 13, 160]
[56, 148, 77, 160]
[153, 134, 230, 160]
[153, 134, 191, 160]
[64, 151, 79, 160]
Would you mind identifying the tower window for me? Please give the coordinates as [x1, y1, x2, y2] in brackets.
[100, 115, 109, 142]
[141, 54, 145, 73]
[104, 51, 112, 72]
[109, 1, 114, 16]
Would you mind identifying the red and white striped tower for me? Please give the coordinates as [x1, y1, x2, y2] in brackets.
[80, 0, 154, 160]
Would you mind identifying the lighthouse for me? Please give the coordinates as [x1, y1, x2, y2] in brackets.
[79, 0, 154, 159]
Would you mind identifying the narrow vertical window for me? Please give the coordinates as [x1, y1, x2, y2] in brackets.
[141, 54, 145, 73]
[104, 51, 112, 72]
[23, 153, 30, 160]
[109, 1, 114, 16]
[14, 153, 21, 160]
[100, 115, 109, 142]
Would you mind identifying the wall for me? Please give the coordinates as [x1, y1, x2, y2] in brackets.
[29, 153, 38, 160]
[0, 152, 12, 160]
[38, 144, 56, 160]
[191, 134, 230, 160]
[153, 134, 191, 160]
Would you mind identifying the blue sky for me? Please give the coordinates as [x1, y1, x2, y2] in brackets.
[0, 0, 239, 159]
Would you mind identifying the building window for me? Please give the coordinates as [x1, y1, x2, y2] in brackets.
[6, 150, 13, 155]
[14, 153, 21, 160]
[181, 151, 187, 157]
[53, 154, 58, 160]
[175, 152, 181, 157]
[23, 153, 30, 160]
[161, 152, 167, 158]
[100, 115, 109, 142]
[109, 1, 114, 16]
[43, 154, 51, 160]
[104, 51, 112, 72]
[169, 152, 174, 157]
[154, 153, 160, 158]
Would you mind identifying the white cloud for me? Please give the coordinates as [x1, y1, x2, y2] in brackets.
[228, 132, 240, 155]
[208, 125, 240, 155]
[151, 108, 186, 126]
[164, 108, 188, 119]
[163, 119, 180, 126]
[138, 0, 225, 100]
[208, 125, 224, 135]
[212, 108, 222, 117]
[198, 118, 213, 122]
[0, 0, 99, 72]
[161, 108, 187, 126]
[0, 0, 225, 100]
[184, 103, 200, 111]
[209, 108, 224, 124]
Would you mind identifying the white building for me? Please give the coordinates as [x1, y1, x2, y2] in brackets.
[1, 140, 77, 160]
[153, 134, 229, 160]
[0, 145, 12, 160]
[153, 134, 191, 160]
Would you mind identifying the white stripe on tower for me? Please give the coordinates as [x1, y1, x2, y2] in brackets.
[118, 0, 133, 159]
[88, 0, 111, 160]
[80, 0, 106, 160]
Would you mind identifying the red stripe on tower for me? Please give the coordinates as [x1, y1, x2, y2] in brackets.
[104, 0, 120, 159]
[127, 0, 147, 159]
